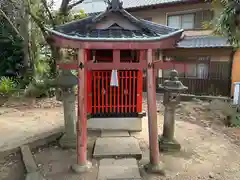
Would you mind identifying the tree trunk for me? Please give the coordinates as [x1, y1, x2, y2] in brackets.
[50, 45, 60, 77]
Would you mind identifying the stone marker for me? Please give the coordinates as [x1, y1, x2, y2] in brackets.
[93, 137, 142, 159]
[55, 70, 78, 149]
[98, 158, 141, 180]
[59, 88, 77, 148]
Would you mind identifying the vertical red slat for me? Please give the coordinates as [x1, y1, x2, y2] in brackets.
[132, 71, 136, 112]
[137, 50, 144, 113]
[97, 72, 101, 113]
[137, 70, 143, 112]
[109, 71, 112, 113]
[101, 71, 104, 113]
[93, 72, 97, 114]
[129, 71, 132, 113]
[121, 71, 124, 113]
[105, 71, 108, 113]
[125, 71, 128, 113]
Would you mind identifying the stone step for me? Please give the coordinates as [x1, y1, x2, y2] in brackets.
[101, 130, 130, 137]
[97, 158, 142, 180]
[93, 137, 142, 159]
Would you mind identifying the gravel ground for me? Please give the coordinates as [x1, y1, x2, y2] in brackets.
[133, 94, 240, 180]
[1, 95, 240, 180]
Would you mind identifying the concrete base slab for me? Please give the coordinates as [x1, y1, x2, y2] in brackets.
[158, 135, 181, 152]
[98, 158, 141, 180]
[101, 130, 130, 137]
[144, 162, 165, 176]
[59, 134, 76, 149]
[71, 161, 92, 174]
[93, 137, 142, 159]
[88, 118, 142, 132]
[25, 172, 46, 180]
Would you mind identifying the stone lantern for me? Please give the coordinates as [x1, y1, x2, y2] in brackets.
[158, 69, 188, 152]
[55, 69, 78, 148]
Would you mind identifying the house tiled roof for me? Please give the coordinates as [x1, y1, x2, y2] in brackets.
[72, 0, 191, 14]
[177, 35, 231, 48]
[47, 1, 183, 41]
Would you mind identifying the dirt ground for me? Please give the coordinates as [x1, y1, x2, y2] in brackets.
[1, 95, 240, 180]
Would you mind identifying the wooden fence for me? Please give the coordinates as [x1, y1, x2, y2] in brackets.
[143, 61, 232, 96]
[143, 77, 231, 96]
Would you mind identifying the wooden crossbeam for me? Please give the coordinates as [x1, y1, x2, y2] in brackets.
[56, 61, 180, 71]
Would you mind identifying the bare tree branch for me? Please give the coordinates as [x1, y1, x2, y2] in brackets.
[25, 0, 48, 40]
[59, 0, 71, 14]
[40, 0, 56, 28]
[68, 0, 84, 10]
[0, 8, 23, 40]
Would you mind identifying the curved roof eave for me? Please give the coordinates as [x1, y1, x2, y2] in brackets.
[45, 27, 184, 42]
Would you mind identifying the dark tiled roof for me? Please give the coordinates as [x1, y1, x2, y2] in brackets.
[72, 0, 193, 15]
[57, 18, 180, 39]
[177, 35, 231, 48]
[47, 1, 183, 41]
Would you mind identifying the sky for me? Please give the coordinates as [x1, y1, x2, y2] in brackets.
[51, 0, 61, 10]
[49, 0, 107, 14]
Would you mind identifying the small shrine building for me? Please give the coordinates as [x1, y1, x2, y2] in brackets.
[46, 0, 183, 171]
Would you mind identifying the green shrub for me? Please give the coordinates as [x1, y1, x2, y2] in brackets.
[0, 76, 17, 96]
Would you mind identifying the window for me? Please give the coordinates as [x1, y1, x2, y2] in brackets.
[186, 64, 197, 77]
[168, 15, 181, 29]
[181, 14, 194, 29]
[168, 14, 194, 29]
[162, 56, 210, 79]
[167, 10, 213, 29]
[197, 63, 209, 79]
[185, 63, 209, 79]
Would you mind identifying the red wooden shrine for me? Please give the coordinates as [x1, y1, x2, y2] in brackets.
[47, 0, 184, 171]
[86, 49, 143, 117]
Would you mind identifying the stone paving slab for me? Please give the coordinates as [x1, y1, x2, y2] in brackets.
[101, 130, 130, 137]
[98, 158, 142, 180]
[93, 137, 142, 159]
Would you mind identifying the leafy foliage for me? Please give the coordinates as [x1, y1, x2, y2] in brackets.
[0, 16, 24, 77]
[4, 0, 87, 98]
[0, 77, 18, 96]
[212, 0, 240, 47]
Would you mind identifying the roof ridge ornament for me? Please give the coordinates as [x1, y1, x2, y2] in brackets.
[106, 0, 123, 11]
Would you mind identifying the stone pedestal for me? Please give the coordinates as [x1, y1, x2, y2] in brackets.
[59, 88, 76, 148]
[158, 105, 181, 152]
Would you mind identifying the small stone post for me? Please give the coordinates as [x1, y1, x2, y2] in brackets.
[55, 69, 78, 148]
[60, 87, 77, 148]
[158, 70, 187, 152]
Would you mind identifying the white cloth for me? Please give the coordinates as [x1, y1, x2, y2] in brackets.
[110, 70, 119, 87]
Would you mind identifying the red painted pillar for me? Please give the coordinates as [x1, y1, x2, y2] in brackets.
[77, 48, 88, 165]
[146, 49, 160, 165]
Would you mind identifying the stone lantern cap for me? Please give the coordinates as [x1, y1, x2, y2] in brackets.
[159, 69, 188, 92]
[54, 69, 78, 88]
